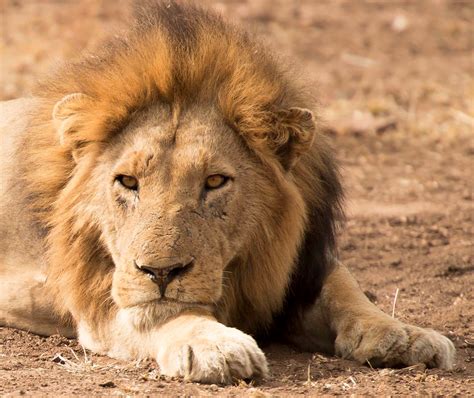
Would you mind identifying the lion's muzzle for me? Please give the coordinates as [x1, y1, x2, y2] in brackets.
[134, 256, 194, 297]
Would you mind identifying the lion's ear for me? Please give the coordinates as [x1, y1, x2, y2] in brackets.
[53, 93, 95, 161]
[271, 107, 316, 170]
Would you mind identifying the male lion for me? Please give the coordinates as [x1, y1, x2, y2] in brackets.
[0, 1, 454, 384]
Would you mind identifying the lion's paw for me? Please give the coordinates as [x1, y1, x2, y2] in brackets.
[335, 316, 455, 370]
[156, 322, 268, 384]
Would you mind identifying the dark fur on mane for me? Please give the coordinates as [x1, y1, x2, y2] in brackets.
[271, 146, 344, 338]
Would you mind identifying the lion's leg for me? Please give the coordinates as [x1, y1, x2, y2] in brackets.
[0, 268, 75, 337]
[289, 262, 455, 369]
[77, 310, 268, 384]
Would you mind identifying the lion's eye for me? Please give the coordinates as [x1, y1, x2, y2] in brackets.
[205, 174, 228, 190]
[116, 175, 139, 190]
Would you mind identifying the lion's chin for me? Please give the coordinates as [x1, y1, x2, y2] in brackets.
[120, 299, 214, 331]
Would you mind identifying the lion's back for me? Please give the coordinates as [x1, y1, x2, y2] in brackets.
[0, 98, 37, 162]
[0, 97, 47, 270]
[0, 97, 38, 131]
[0, 97, 39, 210]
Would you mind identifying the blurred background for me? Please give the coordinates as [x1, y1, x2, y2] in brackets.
[0, 1, 472, 395]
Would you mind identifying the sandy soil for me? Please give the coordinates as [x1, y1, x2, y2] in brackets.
[1, 0, 473, 396]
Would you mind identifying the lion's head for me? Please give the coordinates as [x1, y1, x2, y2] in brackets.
[24, 1, 343, 335]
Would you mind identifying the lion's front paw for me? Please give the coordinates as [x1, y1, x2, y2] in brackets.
[335, 316, 455, 370]
[156, 320, 268, 384]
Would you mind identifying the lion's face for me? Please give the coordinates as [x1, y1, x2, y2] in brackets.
[85, 104, 276, 315]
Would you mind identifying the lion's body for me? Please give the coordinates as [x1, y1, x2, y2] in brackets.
[0, 99, 73, 336]
[0, 1, 454, 384]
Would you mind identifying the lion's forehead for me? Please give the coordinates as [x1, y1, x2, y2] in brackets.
[111, 108, 246, 179]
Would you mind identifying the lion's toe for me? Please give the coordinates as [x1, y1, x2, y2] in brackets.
[402, 327, 455, 370]
[352, 324, 409, 367]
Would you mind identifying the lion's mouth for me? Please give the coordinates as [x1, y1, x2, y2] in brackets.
[158, 297, 200, 304]
[132, 297, 213, 308]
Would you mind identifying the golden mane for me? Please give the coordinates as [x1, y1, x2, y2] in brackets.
[37, 1, 311, 159]
[21, 1, 343, 333]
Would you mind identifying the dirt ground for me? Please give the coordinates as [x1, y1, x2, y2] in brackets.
[1, 0, 473, 396]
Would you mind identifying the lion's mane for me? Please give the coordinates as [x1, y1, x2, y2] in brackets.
[21, 1, 343, 336]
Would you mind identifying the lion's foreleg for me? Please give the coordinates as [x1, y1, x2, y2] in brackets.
[293, 263, 455, 369]
[77, 310, 268, 384]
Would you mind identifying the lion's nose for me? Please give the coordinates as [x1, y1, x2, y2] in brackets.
[134, 256, 194, 298]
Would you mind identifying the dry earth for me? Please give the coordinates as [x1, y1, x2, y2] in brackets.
[1, 0, 473, 396]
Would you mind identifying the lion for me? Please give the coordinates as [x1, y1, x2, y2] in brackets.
[0, 1, 454, 384]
